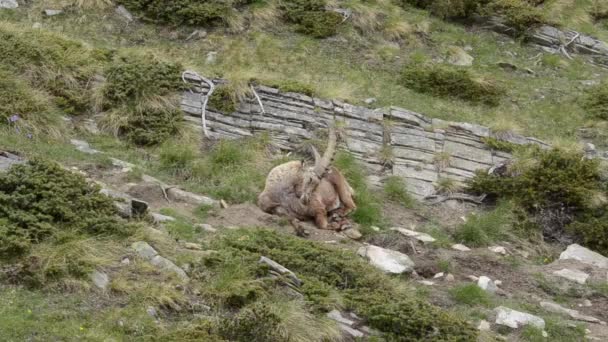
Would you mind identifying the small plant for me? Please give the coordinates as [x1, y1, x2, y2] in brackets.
[218, 302, 285, 341]
[159, 142, 197, 177]
[384, 176, 415, 208]
[268, 79, 316, 97]
[581, 82, 608, 120]
[482, 137, 519, 153]
[401, 62, 505, 106]
[208, 84, 239, 113]
[280, 0, 343, 38]
[433, 152, 451, 171]
[449, 284, 492, 306]
[436, 178, 460, 195]
[454, 202, 513, 247]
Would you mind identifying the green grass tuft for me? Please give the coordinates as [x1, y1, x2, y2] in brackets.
[449, 284, 492, 306]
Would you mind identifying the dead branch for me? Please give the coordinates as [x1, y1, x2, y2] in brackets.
[250, 85, 266, 115]
[182, 70, 215, 138]
[424, 193, 487, 205]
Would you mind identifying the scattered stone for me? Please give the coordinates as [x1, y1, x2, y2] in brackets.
[494, 280, 503, 286]
[259, 256, 302, 287]
[446, 46, 474, 66]
[32, 22, 42, 29]
[467, 275, 479, 281]
[115, 5, 133, 22]
[206, 51, 217, 64]
[70, 139, 100, 154]
[338, 324, 364, 338]
[559, 244, 608, 269]
[497, 62, 518, 71]
[220, 199, 229, 209]
[391, 227, 436, 243]
[183, 242, 203, 251]
[419, 280, 435, 286]
[146, 306, 158, 318]
[151, 213, 176, 224]
[364, 98, 377, 105]
[478, 276, 498, 293]
[370, 226, 380, 232]
[452, 244, 471, 252]
[197, 223, 217, 233]
[477, 320, 491, 331]
[357, 245, 415, 274]
[327, 310, 355, 326]
[185, 29, 207, 41]
[553, 268, 589, 284]
[494, 306, 545, 329]
[445, 273, 455, 282]
[82, 119, 100, 134]
[433, 272, 444, 279]
[0, 0, 18, 9]
[540, 301, 604, 324]
[167, 188, 217, 207]
[110, 158, 135, 172]
[343, 228, 362, 240]
[90, 270, 110, 290]
[100, 188, 148, 218]
[542, 330, 549, 338]
[582, 299, 592, 307]
[0, 151, 24, 172]
[489, 246, 508, 255]
[580, 80, 600, 86]
[43, 9, 63, 16]
[121, 257, 130, 265]
[132, 241, 189, 281]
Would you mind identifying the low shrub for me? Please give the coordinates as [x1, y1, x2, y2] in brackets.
[0, 69, 51, 125]
[208, 85, 238, 113]
[384, 176, 415, 208]
[201, 229, 477, 340]
[449, 283, 492, 306]
[268, 79, 316, 97]
[280, 0, 343, 38]
[581, 82, 608, 120]
[401, 62, 504, 106]
[118, 0, 255, 27]
[454, 201, 513, 246]
[218, 302, 285, 341]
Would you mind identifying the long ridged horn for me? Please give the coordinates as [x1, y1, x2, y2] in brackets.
[313, 125, 337, 178]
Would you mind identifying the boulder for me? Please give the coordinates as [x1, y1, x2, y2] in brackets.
[0, 151, 24, 171]
[494, 306, 545, 329]
[90, 270, 110, 290]
[151, 213, 176, 224]
[488, 246, 508, 255]
[357, 245, 415, 274]
[560, 244, 608, 269]
[0, 0, 17, 9]
[477, 276, 498, 294]
[553, 268, 589, 285]
[446, 46, 474, 66]
[70, 139, 100, 154]
[391, 227, 436, 243]
[327, 310, 355, 326]
[540, 301, 604, 324]
[167, 187, 217, 206]
[477, 320, 491, 331]
[452, 244, 471, 252]
[43, 9, 63, 16]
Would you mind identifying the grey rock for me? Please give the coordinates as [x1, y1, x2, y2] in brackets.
[115, 5, 133, 22]
[364, 98, 377, 105]
[540, 301, 604, 324]
[391, 227, 436, 243]
[206, 51, 217, 64]
[44, 9, 63, 16]
[0, 151, 24, 172]
[446, 46, 474, 66]
[150, 255, 190, 281]
[132, 241, 158, 259]
[495, 306, 545, 329]
[488, 246, 508, 255]
[339, 324, 364, 338]
[167, 188, 217, 206]
[197, 223, 217, 233]
[477, 276, 497, 293]
[70, 139, 100, 154]
[32, 22, 42, 29]
[260, 256, 301, 287]
[146, 306, 158, 318]
[553, 268, 589, 284]
[90, 270, 110, 290]
[477, 320, 491, 331]
[0, 0, 17, 9]
[560, 244, 608, 269]
[151, 213, 176, 224]
[357, 245, 415, 274]
[452, 244, 471, 252]
[327, 310, 355, 326]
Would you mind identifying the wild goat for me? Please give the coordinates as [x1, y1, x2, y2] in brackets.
[257, 126, 356, 231]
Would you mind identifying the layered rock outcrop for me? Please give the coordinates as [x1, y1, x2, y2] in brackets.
[181, 74, 549, 198]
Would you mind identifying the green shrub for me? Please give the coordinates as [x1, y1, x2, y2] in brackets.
[334, 152, 384, 227]
[159, 142, 198, 176]
[568, 211, 608, 256]
[0, 23, 101, 115]
[203, 229, 477, 340]
[384, 176, 415, 208]
[400, 0, 487, 19]
[401, 62, 504, 105]
[208, 85, 238, 113]
[218, 302, 285, 342]
[454, 201, 513, 246]
[118, 0, 255, 27]
[123, 105, 183, 146]
[280, 0, 343, 38]
[482, 137, 519, 153]
[581, 82, 608, 120]
[268, 80, 316, 97]
[0, 69, 51, 125]
[449, 284, 492, 306]
[0, 159, 130, 259]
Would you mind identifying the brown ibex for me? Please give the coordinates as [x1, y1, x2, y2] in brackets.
[257, 126, 356, 231]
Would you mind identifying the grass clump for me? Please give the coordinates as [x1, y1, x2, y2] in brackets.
[118, 0, 255, 27]
[99, 53, 184, 146]
[449, 283, 492, 306]
[334, 151, 384, 227]
[401, 62, 505, 106]
[208, 84, 239, 113]
[0, 69, 53, 127]
[268, 79, 316, 97]
[454, 201, 513, 246]
[0, 159, 134, 286]
[280, 0, 344, 38]
[581, 82, 608, 120]
[384, 176, 415, 208]
[198, 229, 478, 340]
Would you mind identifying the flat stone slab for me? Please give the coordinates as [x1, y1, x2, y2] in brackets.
[540, 301, 604, 324]
[478, 276, 497, 293]
[90, 270, 109, 290]
[495, 306, 545, 329]
[132, 241, 189, 281]
[560, 244, 608, 269]
[452, 244, 471, 252]
[357, 245, 414, 274]
[390, 227, 436, 243]
[553, 268, 589, 284]
[0, 0, 18, 9]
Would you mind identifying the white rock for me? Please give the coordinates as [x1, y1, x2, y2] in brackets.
[364, 98, 377, 105]
[32, 22, 42, 29]
[559, 244, 608, 269]
[478, 276, 498, 293]
[446, 46, 474, 66]
[0, 0, 18, 9]
[553, 268, 589, 284]
[433, 272, 444, 279]
[197, 223, 217, 233]
[467, 275, 479, 281]
[494, 306, 545, 329]
[489, 246, 508, 255]
[70, 139, 100, 154]
[540, 301, 604, 324]
[583, 299, 592, 307]
[146, 306, 158, 318]
[132, 241, 189, 281]
[90, 270, 110, 290]
[494, 280, 503, 286]
[183, 242, 203, 251]
[115, 5, 133, 22]
[445, 274, 455, 282]
[132, 241, 158, 259]
[121, 257, 130, 265]
[167, 188, 217, 206]
[44, 9, 63, 16]
[391, 227, 436, 243]
[477, 320, 491, 331]
[151, 213, 176, 224]
[419, 280, 435, 286]
[452, 244, 471, 252]
[357, 245, 415, 274]
[542, 330, 548, 338]
[206, 51, 217, 64]
[338, 323, 364, 338]
[327, 310, 355, 326]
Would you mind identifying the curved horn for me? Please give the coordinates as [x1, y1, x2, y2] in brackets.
[309, 144, 321, 164]
[313, 125, 337, 178]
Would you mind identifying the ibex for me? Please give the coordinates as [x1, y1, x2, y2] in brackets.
[257, 126, 356, 231]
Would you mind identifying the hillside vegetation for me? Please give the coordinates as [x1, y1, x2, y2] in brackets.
[0, 0, 607, 341]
